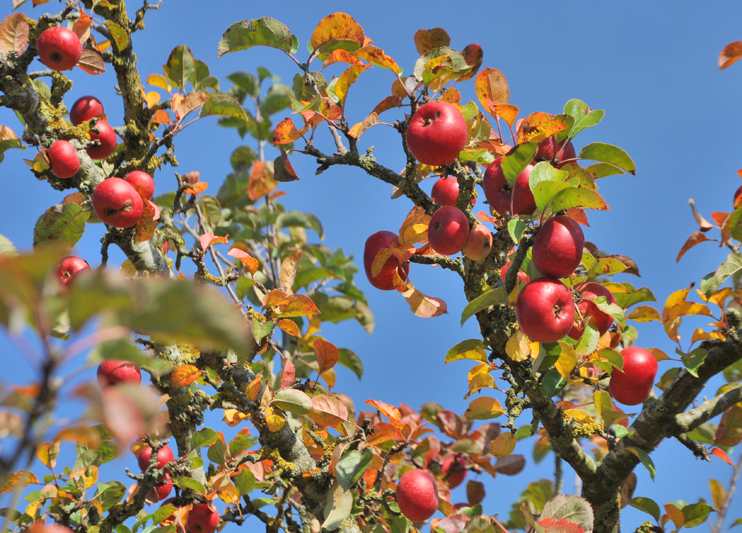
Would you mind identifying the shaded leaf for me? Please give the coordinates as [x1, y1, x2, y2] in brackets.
[414, 28, 451, 55]
[33, 203, 89, 249]
[461, 288, 507, 326]
[272, 389, 312, 415]
[218, 18, 298, 58]
[629, 497, 661, 523]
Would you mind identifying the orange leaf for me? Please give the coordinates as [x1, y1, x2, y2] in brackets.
[710, 447, 734, 465]
[183, 182, 208, 195]
[152, 109, 171, 125]
[334, 64, 371, 105]
[459, 43, 484, 81]
[246, 375, 262, 402]
[676, 231, 709, 262]
[565, 207, 589, 226]
[145, 91, 161, 108]
[77, 49, 105, 75]
[365, 399, 403, 430]
[720, 41, 742, 69]
[476, 211, 494, 224]
[280, 358, 296, 389]
[72, 12, 92, 43]
[493, 104, 519, 128]
[348, 112, 381, 139]
[440, 88, 461, 104]
[354, 45, 402, 74]
[248, 161, 277, 201]
[228, 248, 259, 275]
[314, 338, 339, 375]
[518, 112, 568, 143]
[311, 13, 365, 51]
[272, 117, 310, 145]
[323, 48, 364, 68]
[371, 95, 403, 115]
[365, 421, 404, 446]
[475, 68, 510, 115]
[414, 27, 451, 55]
[277, 294, 320, 318]
[712, 212, 731, 226]
[171, 365, 202, 388]
[0, 13, 29, 55]
[0, 471, 38, 494]
[199, 232, 228, 253]
[279, 252, 302, 293]
[307, 394, 349, 427]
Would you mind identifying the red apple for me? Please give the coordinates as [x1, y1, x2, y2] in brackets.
[482, 159, 536, 217]
[608, 346, 658, 406]
[97, 360, 142, 388]
[396, 469, 439, 522]
[500, 260, 530, 285]
[138, 444, 175, 471]
[36, 26, 82, 72]
[92, 178, 144, 228]
[147, 474, 173, 503]
[86, 121, 117, 160]
[569, 282, 616, 339]
[187, 503, 220, 533]
[406, 101, 467, 166]
[431, 176, 476, 208]
[532, 216, 584, 279]
[516, 278, 575, 343]
[462, 224, 492, 261]
[125, 171, 155, 199]
[56, 257, 90, 286]
[735, 185, 742, 209]
[536, 136, 576, 165]
[428, 206, 469, 256]
[70, 96, 105, 126]
[363, 231, 409, 291]
[48, 140, 80, 179]
[440, 455, 467, 489]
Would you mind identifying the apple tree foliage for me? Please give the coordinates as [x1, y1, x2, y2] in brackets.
[0, 4, 741, 533]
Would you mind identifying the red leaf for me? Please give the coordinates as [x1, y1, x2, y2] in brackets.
[0, 13, 29, 55]
[538, 518, 585, 533]
[710, 447, 734, 466]
[720, 41, 742, 69]
[280, 358, 295, 389]
[314, 338, 339, 375]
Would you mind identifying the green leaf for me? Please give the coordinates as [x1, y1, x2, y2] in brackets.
[322, 483, 353, 531]
[337, 348, 363, 380]
[191, 428, 219, 448]
[540, 495, 594, 533]
[679, 347, 707, 378]
[163, 45, 195, 91]
[730, 518, 742, 528]
[541, 370, 567, 398]
[230, 146, 257, 172]
[591, 297, 626, 328]
[103, 21, 128, 52]
[33, 203, 89, 249]
[445, 339, 488, 363]
[500, 142, 538, 187]
[549, 187, 609, 212]
[575, 324, 600, 356]
[587, 162, 624, 179]
[252, 318, 275, 343]
[218, 18, 298, 58]
[260, 83, 293, 117]
[461, 288, 508, 326]
[228, 72, 260, 99]
[700, 253, 742, 296]
[598, 348, 624, 372]
[629, 497, 661, 523]
[610, 284, 656, 309]
[682, 502, 715, 528]
[271, 389, 312, 415]
[275, 211, 324, 239]
[234, 468, 256, 495]
[625, 446, 656, 480]
[413, 46, 471, 85]
[563, 99, 605, 139]
[174, 476, 206, 494]
[507, 218, 527, 244]
[335, 449, 373, 491]
[528, 161, 571, 212]
[614, 425, 629, 438]
[0, 137, 22, 163]
[200, 93, 251, 125]
[200, 195, 221, 228]
[578, 142, 636, 175]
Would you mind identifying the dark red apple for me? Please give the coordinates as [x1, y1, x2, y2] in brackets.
[608, 346, 658, 406]
[536, 136, 576, 166]
[431, 176, 476, 208]
[56, 257, 90, 286]
[440, 455, 467, 489]
[86, 121, 117, 160]
[48, 140, 80, 179]
[187, 503, 220, 533]
[92, 178, 144, 228]
[36, 26, 82, 71]
[97, 360, 142, 388]
[406, 101, 467, 166]
[568, 282, 616, 339]
[515, 278, 575, 343]
[482, 159, 536, 217]
[125, 171, 155, 199]
[70, 96, 105, 126]
[462, 224, 492, 261]
[363, 231, 409, 291]
[147, 474, 173, 503]
[138, 444, 175, 471]
[428, 206, 469, 256]
[500, 261, 530, 285]
[532, 216, 584, 279]
[396, 469, 439, 522]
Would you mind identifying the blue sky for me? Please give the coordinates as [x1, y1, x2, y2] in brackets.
[2, 1, 742, 530]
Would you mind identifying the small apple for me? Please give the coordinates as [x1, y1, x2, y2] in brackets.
[147, 474, 173, 503]
[516, 278, 575, 343]
[735, 185, 742, 209]
[86, 121, 117, 160]
[431, 176, 476, 208]
[532, 216, 584, 279]
[462, 224, 492, 261]
[97, 359, 142, 388]
[56, 257, 90, 286]
[428, 206, 469, 256]
[36, 26, 82, 71]
[406, 101, 467, 166]
[363, 231, 409, 291]
[125, 171, 155, 199]
[500, 260, 530, 285]
[482, 159, 536, 217]
[569, 282, 616, 339]
[536, 135, 576, 166]
[48, 140, 80, 179]
[187, 503, 220, 533]
[396, 469, 439, 522]
[138, 444, 175, 471]
[92, 178, 144, 228]
[70, 96, 105, 126]
[608, 346, 658, 406]
[440, 454, 467, 489]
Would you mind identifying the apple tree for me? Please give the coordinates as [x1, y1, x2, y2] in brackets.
[0, 4, 741, 533]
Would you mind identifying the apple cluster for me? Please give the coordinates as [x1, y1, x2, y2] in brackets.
[137, 443, 175, 503]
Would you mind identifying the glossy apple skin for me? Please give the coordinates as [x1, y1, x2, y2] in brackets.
[441, 455, 467, 489]
[500, 261, 530, 285]
[609, 346, 658, 406]
[147, 474, 172, 503]
[92, 178, 144, 228]
[536, 136, 576, 165]
[532, 216, 585, 279]
[431, 176, 476, 208]
[396, 469, 439, 522]
[125, 171, 155, 199]
[56, 257, 90, 286]
[428, 206, 469, 256]
[462, 224, 492, 261]
[97, 360, 142, 388]
[70, 96, 105, 126]
[48, 140, 80, 179]
[568, 282, 616, 339]
[187, 503, 220, 533]
[516, 278, 575, 343]
[407, 101, 467, 166]
[138, 444, 175, 471]
[363, 231, 409, 291]
[482, 159, 536, 216]
[37, 27, 82, 71]
[86, 121, 117, 160]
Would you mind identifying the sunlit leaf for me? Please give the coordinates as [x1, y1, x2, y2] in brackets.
[464, 397, 505, 421]
[720, 41, 742, 69]
[218, 17, 298, 58]
[171, 364, 202, 388]
[445, 339, 488, 364]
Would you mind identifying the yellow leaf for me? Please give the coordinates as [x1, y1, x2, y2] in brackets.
[218, 482, 240, 504]
[506, 330, 533, 362]
[691, 328, 726, 344]
[709, 479, 727, 512]
[563, 409, 594, 424]
[464, 396, 505, 421]
[266, 412, 286, 432]
[627, 305, 661, 322]
[554, 341, 577, 380]
[276, 319, 300, 337]
[35, 441, 60, 469]
[489, 432, 516, 457]
[145, 91, 161, 108]
[335, 65, 371, 105]
[147, 73, 172, 92]
[0, 471, 38, 494]
[171, 365, 202, 388]
[647, 347, 671, 362]
[246, 375, 262, 402]
[223, 409, 249, 426]
[279, 252, 303, 294]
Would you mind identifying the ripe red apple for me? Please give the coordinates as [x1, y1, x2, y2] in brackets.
[428, 206, 469, 256]
[187, 503, 220, 533]
[48, 140, 80, 179]
[608, 346, 658, 406]
[515, 278, 575, 343]
[440, 455, 467, 489]
[363, 231, 409, 291]
[462, 224, 492, 261]
[86, 121, 117, 160]
[92, 178, 144, 228]
[532, 216, 585, 279]
[568, 282, 616, 339]
[431, 176, 476, 208]
[70, 96, 105, 126]
[125, 171, 156, 199]
[138, 444, 175, 471]
[396, 469, 439, 522]
[482, 159, 536, 217]
[97, 359, 142, 388]
[36, 26, 82, 71]
[406, 101, 467, 166]
[536, 136, 576, 165]
[735, 185, 742, 209]
[500, 260, 530, 285]
[56, 257, 90, 286]
[147, 474, 173, 503]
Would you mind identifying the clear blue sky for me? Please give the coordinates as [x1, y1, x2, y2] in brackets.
[1, 1, 742, 530]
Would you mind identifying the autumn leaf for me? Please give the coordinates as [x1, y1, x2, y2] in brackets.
[246, 375, 262, 402]
[279, 252, 302, 293]
[310, 13, 365, 54]
[677, 232, 709, 262]
[171, 365, 202, 388]
[314, 338, 339, 375]
[228, 248, 259, 275]
[475, 68, 510, 116]
[402, 282, 447, 318]
[414, 28, 451, 55]
[308, 394, 349, 427]
[720, 41, 742, 69]
[248, 161, 277, 201]
[489, 432, 517, 457]
[272, 117, 310, 145]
